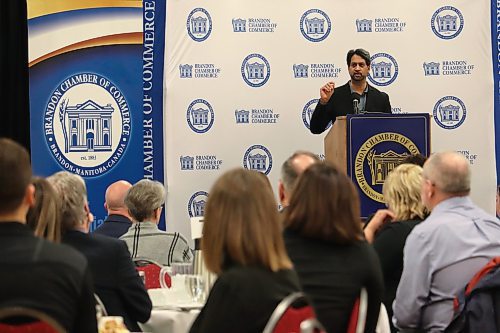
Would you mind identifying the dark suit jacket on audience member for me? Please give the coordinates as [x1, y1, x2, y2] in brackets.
[63, 230, 152, 331]
[309, 82, 392, 134]
[284, 227, 384, 333]
[189, 265, 301, 333]
[0, 222, 97, 333]
[93, 214, 132, 238]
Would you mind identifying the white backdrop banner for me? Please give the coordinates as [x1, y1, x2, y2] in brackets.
[164, 0, 496, 239]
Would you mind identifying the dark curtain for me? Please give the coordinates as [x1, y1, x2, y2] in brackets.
[0, 0, 30, 150]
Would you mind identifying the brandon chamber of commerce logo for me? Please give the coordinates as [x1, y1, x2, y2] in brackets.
[243, 144, 273, 175]
[431, 6, 464, 40]
[300, 9, 331, 42]
[187, 8, 212, 42]
[43, 73, 131, 177]
[456, 150, 478, 165]
[235, 108, 280, 124]
[180, 155, 223, 171]
[423, 60, 474, 76]
[232, 17, 277, 33]
[432, 96, 467, 130]
[241, 54, 270, 87]
[368, 53, 399, 86]
[302, 99, 332, 130]
[355, 133, 420, 202]
[179, 63, 221, 79]
[188, 191, 209, 217]
[186, 99, 214, 133]
[293, 63, 341, 79]
[355, 17, 406, 33]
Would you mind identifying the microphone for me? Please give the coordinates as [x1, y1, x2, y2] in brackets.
[351, 92, 361, 115]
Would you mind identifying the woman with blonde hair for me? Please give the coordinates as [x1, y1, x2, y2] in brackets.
[364, 163, 427, 332]
[26, 177, 61, 243]
[189, 168, 301, 333]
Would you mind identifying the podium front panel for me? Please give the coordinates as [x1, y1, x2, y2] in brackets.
[346, 114, 430, 219]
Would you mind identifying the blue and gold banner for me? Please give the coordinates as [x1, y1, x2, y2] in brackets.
[28, 0, 165, 230]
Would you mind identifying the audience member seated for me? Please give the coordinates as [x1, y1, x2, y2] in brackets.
[282, 162, 383, 333]
[400, 153, 427, 167]
[26, 176, 61, 243]
[94, 180, 133, 238]
[278, 151, 319, 209]
[120, 179, 192, 266]
[189, 168, 301, 333]
[363, 164, 427, 333]
[48, 171, 152, 332]
[393, 152, 500, 332]
[0, 138, 97, 332]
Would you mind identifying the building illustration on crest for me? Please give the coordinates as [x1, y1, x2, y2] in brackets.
[248, 153, 267, 172]
[235, 110, 250, 123]
[305, 17, 325, 34]
[191, 107, 209, 125]
[356, 19, 372, 32]
[439, 104, 460, 121]
[180, 156, 194, 170]
[179, 64, 193, 78]
[61, 100, 113, 153]
[191, 16, 207, 34]
[367, 150, 409, 185]
[423, 62, 440, 75]
[293, 64, 309, 78]
[437, 14, 457, 32]
[232, 19, 246, 32]
[246, 62, 265, 79]
[371, 61, 392, 78]
[192, 199, 206, 216]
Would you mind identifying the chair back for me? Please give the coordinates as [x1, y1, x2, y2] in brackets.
[0, 307, 65, 333]
[347, 288, 368, 333]
[134, 259, 171, 289]
[263, 292, 325, 333]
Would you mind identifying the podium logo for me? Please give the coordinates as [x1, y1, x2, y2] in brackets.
[241, 54, 271, 87]
[355, 133, 420, 202]
[300, 9, 331, 42]
[187, 99, 214, 133]
[243, 144, 273, 175]
[188, 191, 209, 217]
[43, 73, 130, 177]
[187, 8, 212, 42]
[368, 53, 399, 86]
[431, 6, 464, 40]
[433, 96, 466, 130]
[302, 99, 332, 130]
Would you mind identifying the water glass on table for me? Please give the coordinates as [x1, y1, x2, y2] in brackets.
[184, 274, 206, 303]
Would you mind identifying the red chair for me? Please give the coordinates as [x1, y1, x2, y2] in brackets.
[134, 259, 171, 289]
[347, 288, 368, 333]
[0, 307, 65, 333]
[263, 292, 325, 333]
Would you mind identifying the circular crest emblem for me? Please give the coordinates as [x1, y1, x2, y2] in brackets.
[188, 191, 209, 217]
[431, 6, 464, 40]
[241, 54, 271, 87]
[43, 73, 131, 177]
[300, 9, 331, 42]
[302, 99, 332, 130]
[243, 144, 273, 175]
[368, 53, 399, 86]
[355, 133, 420, 202]
[186, 8, 212, 42]
[433, 96, 466, 130]
[187, 99, 214, 133]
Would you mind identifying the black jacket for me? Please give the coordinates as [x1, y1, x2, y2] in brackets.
[93, 214, 132, 239]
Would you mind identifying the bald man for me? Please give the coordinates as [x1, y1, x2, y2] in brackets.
[278, 151, 320, 208]
[393, 152, 500, 332]
[94, 180, 133, 238]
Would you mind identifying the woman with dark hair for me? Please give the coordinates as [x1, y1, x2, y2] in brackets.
[189, 168, 301, 333]
[26, 177, 61, 243]
[283, 162, 383, 333]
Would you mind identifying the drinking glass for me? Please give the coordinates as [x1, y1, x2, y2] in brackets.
[184, 275, 205, 303]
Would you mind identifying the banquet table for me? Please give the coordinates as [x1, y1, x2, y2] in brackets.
[139, 308, 199, 333]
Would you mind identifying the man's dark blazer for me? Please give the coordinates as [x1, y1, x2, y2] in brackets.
[63, 230, 152, 331]
[310, 82, 392, 134]
[93, 214, 132, 238]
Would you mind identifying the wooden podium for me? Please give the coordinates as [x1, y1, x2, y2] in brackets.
[323, 113, 430, 218]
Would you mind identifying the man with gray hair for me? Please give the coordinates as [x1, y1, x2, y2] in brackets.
[393, 152, 500, 332]
[279, 151, 320, 208]
[48, 171, 152, 331]
[120, 179, 193, 266]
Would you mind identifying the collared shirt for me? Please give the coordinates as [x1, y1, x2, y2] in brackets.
[349, 81, 369, 112]
[393, 196, 500, 332]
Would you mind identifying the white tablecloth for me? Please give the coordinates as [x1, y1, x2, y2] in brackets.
[139, 308, 199, 333]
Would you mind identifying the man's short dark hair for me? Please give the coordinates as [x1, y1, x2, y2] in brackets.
[0, 138, 32, 214]
[346, 48, 371, 66]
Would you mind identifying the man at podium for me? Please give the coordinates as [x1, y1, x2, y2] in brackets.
[309, 48, 392, 134]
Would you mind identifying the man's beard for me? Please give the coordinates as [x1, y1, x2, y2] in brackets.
[350, 73, 365, 81]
